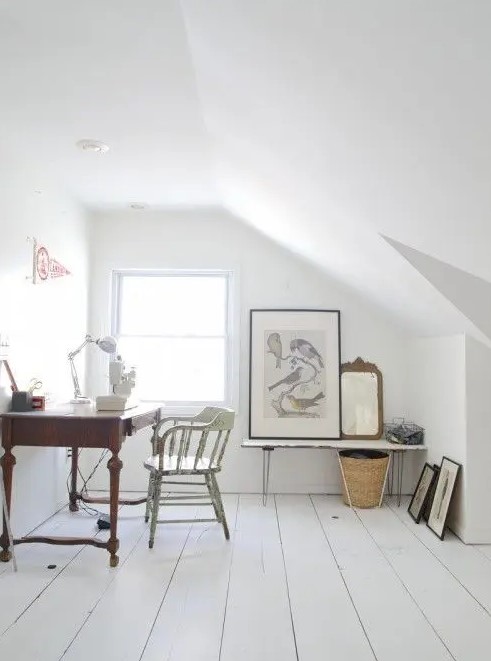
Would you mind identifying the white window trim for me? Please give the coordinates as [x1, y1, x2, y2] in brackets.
[110, 269, 235, 414]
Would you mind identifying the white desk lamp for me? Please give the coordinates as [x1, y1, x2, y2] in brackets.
[68, 334, 117, 403]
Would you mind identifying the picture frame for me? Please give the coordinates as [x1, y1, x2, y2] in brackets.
[408, 463, 437, 523]
[249, 309, 341, 439]
[427, 457, 462, 540]
[422, 464, 440, 522]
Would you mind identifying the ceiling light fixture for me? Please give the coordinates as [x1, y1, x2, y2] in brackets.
[76, 139, 110, 154]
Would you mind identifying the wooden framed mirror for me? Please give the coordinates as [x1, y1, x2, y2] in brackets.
[341, 357, 383, 439]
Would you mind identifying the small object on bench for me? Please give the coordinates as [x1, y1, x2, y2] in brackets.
[384, 418, 425, 445]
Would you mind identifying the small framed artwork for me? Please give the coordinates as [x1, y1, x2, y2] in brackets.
[423, 464, 440, 522]
[427, 457, 462, 539]
[408, 463, 437, 523]
[249, 309, 341, 439]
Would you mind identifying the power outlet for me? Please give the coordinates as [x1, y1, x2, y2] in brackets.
[0, 333, 10, 359]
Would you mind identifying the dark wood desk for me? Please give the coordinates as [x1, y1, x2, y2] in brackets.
[0, 404, 161, 567]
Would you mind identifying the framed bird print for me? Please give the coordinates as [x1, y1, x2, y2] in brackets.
[249, 309, 341, 439]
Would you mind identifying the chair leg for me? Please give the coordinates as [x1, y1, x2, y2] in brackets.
[145, 472, 154, 523]
[205, 473, 221, 521]
[209, 473, 229, 540]
[149, 473, 162, 549]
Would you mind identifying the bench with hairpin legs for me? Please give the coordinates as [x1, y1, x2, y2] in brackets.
[241, 439, 427, 507]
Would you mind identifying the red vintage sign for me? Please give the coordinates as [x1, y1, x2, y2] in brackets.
[32, 239, 71, 283]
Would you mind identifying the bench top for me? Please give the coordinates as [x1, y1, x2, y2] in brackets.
[242, 439, 427, 451]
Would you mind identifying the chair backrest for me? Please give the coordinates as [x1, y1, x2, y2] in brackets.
[153, 407, 235, 473]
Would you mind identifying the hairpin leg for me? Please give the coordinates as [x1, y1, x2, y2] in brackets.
[337, 451, 353, 509]
[379, 453, 391, 507]
[262, 447, 273, 506]
[388, 450, 394, 497]
[398, 451, 405, 507]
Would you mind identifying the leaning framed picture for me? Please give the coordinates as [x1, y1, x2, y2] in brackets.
[423, 464, 440, 522]
[427, 456, 462, 539]
[249, 309, 341, 439]
[408, 463, 437, 523]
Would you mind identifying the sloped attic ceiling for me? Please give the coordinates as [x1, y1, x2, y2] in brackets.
[180, 0, 491, 339]
[1, 1, 490, 339]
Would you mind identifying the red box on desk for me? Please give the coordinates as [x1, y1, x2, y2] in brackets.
[31, 396, 45, 411]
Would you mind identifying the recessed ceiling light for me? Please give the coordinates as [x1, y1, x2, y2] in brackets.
[130, 203, 146, 210]
[76, 139, 110, 154]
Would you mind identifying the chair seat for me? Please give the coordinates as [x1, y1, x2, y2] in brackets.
[144, 455, 218, 474]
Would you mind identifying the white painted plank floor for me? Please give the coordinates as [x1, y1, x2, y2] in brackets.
[1, 495, 491, 661]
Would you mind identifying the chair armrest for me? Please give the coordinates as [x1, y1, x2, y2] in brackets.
[152, 417, 208, 438]
[159, 422, 210, 437]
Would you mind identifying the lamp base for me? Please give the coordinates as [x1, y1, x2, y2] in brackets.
[95, 394, 138, 412]
[70, 397, 91, 405]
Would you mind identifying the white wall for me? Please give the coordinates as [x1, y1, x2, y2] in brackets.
[84, 208, 413, 494]
[406, 335, 467, 538]
[464, 336, 491, 542]
[0, 160, 89, 535]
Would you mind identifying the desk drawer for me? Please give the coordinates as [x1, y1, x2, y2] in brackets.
[127, 411, 159, 436]
[8, 417, 118, 449]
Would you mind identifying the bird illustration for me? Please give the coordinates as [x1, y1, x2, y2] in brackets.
[290, 339, 324, 368]
[267, 332, 283, 369]
[268, 367, 302, 391]
[287, 392, 325, 412]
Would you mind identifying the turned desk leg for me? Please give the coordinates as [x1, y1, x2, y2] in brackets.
[107, 450, 123, 568]
[0, 447, 16, 562]
[69, 447, 79, 512]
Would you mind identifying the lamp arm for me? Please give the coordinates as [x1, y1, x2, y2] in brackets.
[68, 335, 94, 399]
[69, 356, 83, 399]
[68, 335, 94, 360]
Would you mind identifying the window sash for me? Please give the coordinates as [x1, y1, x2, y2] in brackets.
[111, 270, 232, 406]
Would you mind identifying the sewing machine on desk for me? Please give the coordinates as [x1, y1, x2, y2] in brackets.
[96, 356, 138, 411]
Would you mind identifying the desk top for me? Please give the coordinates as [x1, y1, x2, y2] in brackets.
[242, 438, 426, 451]
[1, 403, 161, 421]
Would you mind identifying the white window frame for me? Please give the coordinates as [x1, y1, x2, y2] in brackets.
[111, 269, 235, 412]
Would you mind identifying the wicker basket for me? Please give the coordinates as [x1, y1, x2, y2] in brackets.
[339, 449, 389, 508]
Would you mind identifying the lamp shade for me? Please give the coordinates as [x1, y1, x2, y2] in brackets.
[96, 336, 117, 354]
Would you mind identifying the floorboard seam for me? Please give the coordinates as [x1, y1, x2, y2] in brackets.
[58, 520, 149, 659]
[218, 495, 240, 661]
[0, 504, 128, 641]
[310, 495, 378, 661]
[473, 546, 491, 564]
[0, 545, 87, 638]
[353, 506, 457, 661]
[137, 518, 196, 660]
[275, 495, 300, 661]
[388, 500, 491, 618]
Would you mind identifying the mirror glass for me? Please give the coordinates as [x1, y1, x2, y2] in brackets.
[341, 358, 383, 439]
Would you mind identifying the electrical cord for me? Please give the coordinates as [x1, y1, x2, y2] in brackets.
[65, 448, 110, 517]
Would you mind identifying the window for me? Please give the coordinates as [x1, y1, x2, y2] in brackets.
[112, 271, 233, 407]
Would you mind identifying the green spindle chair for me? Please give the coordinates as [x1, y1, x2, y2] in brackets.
[143, 407, 235, 548]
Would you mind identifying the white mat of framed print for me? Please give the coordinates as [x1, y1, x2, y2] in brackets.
[249, 309, 341, 439]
